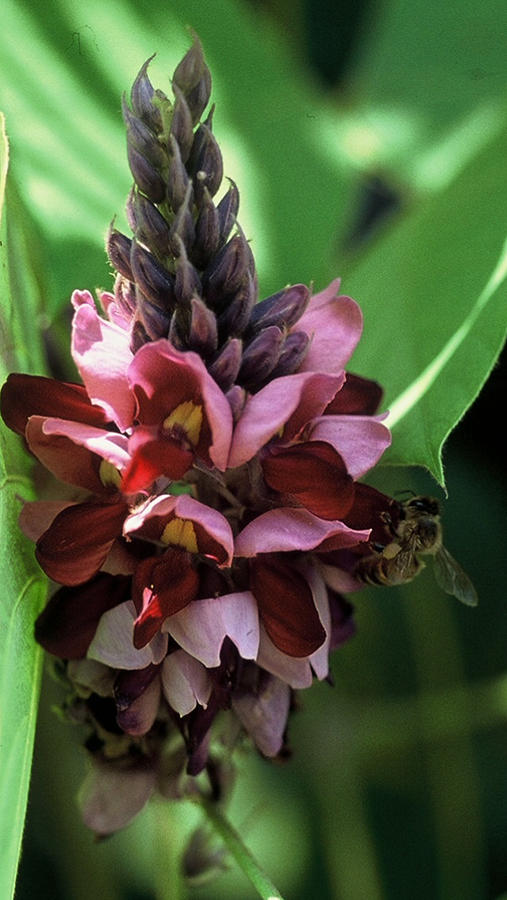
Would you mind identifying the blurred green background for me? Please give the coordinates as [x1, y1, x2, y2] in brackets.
[1, 0, 506, 898]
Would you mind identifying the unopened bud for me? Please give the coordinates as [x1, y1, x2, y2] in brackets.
[173, 235, 202, 306]
[216, 179, 239, 244]
[187, 118, 223, 200]
[129, 190, 172, 259]
[238, 325, 284, 390]
[130, 56, 164, 134]
[208, 338, 242, 391]
[168, 182, 196, 258]
[202, 233, 250, 308]
[130, 241, 176, 310]
[167, 134, 192, 212]
[172, 35, 212, 125]
[217, 272, 256, 338]
[136, 290, 172, 340]
[268, 331, 310, 379]
[188, 296, 218, 356]
[107, 227, 134, 282]
[193, 187, 220, 268]
[248, 284, 310, 334]
[169, 85, 194, 164]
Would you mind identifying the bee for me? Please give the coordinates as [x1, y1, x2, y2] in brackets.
[355, 495, 478, 607]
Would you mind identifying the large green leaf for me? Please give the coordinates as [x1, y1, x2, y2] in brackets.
[0, 114, 47, 900]
[346, 121, 507, 485]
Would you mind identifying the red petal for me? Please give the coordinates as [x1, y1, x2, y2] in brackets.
[36, 500, 128, 585]
[132, 549, 199, 648]
[122, 430, 194, 493]
[35, 573, 130, 658]
[325, 372, 383, 416]
[251, 557, 326, 657]
[0, 373, 109, 435]
[262, 441, 355, 520]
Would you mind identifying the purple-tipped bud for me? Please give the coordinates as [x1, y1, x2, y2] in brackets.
[202, 233, 250, 308]
[107, 226, 134, 282]
[126, 144, 167, 204]
[122, 97, 167, 168]
[129, 191, 172, 259]
[217, 272, 256, 338]
[248, 284, 310, 334]
[173, 235, 202, 306]
[208, 338, 243, 392]
[267, 331, 310, 379]
[136, 291, 172, 340]
[187, 119, 223, 201]
[172, 35, 212, 125]
[169, 86, 194, 164]
[167, 134, 192, 212]
[114, 274, 137, 318]
[193, 187, 220, 268]
[238, 325, 284, 390]
[187, 296, 218, 356]
[130, 56, 164, 134]
[168, 183, 196, 257]
[130, 241, 176, 310]
[225, 384, 247, 423]
[217, 179, 240, 244]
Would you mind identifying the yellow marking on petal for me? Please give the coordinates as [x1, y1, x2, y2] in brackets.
[99, 459, 122, 489]
[163, 401, 203, 447]
[161, 518, 199, 554]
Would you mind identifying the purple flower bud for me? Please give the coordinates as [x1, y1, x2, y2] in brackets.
[130, 240, 176, 310]
[129, 191, 172, 259]
[192, 187, 220, 268]
[208, 338, 242, 391]
[106, 226, 134, 282]
[248, 284, 310, 334]
[173, 235, 202, 306]
[114, 274, 137, 318]
[266, 331, 310, 379]
[136, 289, 172, 340]
[187, 296, 218, 356]
[217, 272, 256, 338]
[130, 56, 164, 134]
[202, 233, 250, 309]
[225, 384, 247, 423]
[167, 134, 192, 212]
[187, 118, 223, 201]
[122, 97, 167, 169]
[172, 34, 212, 125]
[238, 325, 284, 390]
[126, 144, 166, 204]
[169, 86, 194, 164]
[217, 179, 240, 244]
[168, 183, 196, 257]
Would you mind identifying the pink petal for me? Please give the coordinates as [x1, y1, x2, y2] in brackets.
[72, 300, 135, 430]
[308, 414, 391, 479]
[257, 627, 313, 689]
[79, 760, 156, 836]
[228, 371, 344, 469]
[116, 676, 161, 736]
[296, 279, 364, 373]
[163, 591, 259, 668]
[124, 493, 234, 567]
[232, 677, 291, 757]
[161, 650, 212, 716]
[235, 508, 370, 557]
[87, 600, 168, 669]
[25, 417, 105, 494]
[42, 418, 131, 470]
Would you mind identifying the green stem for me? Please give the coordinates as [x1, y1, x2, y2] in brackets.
[199, 797, 286, 900]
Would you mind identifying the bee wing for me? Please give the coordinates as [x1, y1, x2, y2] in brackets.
[433, 546, 478, 607]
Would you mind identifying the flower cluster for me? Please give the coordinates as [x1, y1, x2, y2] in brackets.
[1, 38, 396, 837]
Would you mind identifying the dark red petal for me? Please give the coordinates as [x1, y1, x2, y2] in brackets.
[25, 416, 107, 495]
[34, 573, 130, 658]
[36, 500, 128, 585]
[251, 557, 326, 657]
[132, 548, 199, 648]
[0, 373, 109, 435]
[343, 483, 400, 543]
[325, 372, 383, 416]
[122, 431, 194, 493]
[262, 440, 355, 520]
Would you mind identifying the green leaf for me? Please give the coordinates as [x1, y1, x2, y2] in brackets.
[346, 122, 507, 485]
[0, 112, 47, 900]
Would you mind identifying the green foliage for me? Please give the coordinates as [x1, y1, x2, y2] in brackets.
[0, 114, 47, 900]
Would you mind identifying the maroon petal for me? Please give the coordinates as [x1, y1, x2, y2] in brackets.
[262, 440, 355, 520]
[325, 372, 383, 416]
[36, 500, 128, 585]
[132, 548, 199, 648]
[0, 373, 109, 435]
[343, 482, 400, 544]
[251, 557, 326, 657]
[34, 573, 130, 658]
[25, 416, 106, 495]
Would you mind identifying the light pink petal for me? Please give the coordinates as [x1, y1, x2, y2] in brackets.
[161, 650, 212, 716]
[118, 677, 161, 736]
[304, 562, 331, 681]
[42, 419, 131, 470]
[79, 761, 156, 836]
[235, 508, 370, 557]
[124, 493, 234, 567]
[232, 677, 291, 757]
[296, 279, 364, 373]
[19, 500, 76, 541]
[67, 659, 116, 697]
[319, 561, 364, 594]
[97, 290, 132, 331]
[163, 591, 259, 668]
[257, 627, 313, 689]
[308, 414, 391, 479]
[228, 371, 344, 469]
[87, 600, 168, 669]
[128, 340, 233, 470]
[71, 300, 135, 430]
